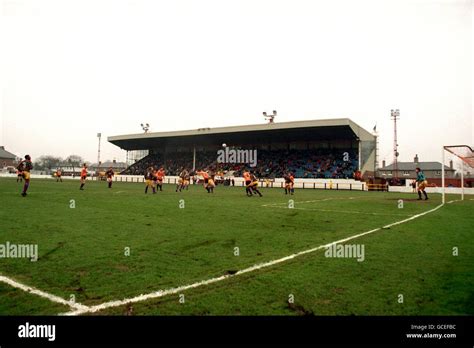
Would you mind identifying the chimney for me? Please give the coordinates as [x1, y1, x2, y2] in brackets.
[382, 160, 386, 168]
[414, 154, 419, 163]
[449, 160, 453, 170]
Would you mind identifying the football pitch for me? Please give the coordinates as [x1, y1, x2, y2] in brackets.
[0, 178, 473, 316]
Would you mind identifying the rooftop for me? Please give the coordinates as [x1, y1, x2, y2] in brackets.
[0, 146, 17, 159]
[90, 161, 127, 169]
[380, 161, 453, 171]
[108, 118, 375, 151]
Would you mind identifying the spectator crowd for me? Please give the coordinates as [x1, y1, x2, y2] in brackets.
[122, 149, 359, 179]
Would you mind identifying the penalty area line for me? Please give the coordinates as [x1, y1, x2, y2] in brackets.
[62, 203, 444, 316]
[0, 274, 89, 312]
[447, 199, 463, 204]
[264, 205, 413, 217]
[262, 197, 357, 207]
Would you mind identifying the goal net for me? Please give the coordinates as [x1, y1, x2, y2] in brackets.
[442, 145, 474, 203]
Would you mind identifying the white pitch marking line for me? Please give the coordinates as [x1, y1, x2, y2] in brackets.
[4, 192, 56, 194]
[62, 203, 444, 316]
[262, 197, 357, 207]
[265, 205, 413, 217]
[447, 199, 462, 204]
[114, 191, 125, 194]
[0, 275, 89, 311]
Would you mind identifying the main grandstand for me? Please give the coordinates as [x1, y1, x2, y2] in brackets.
[108, 118, 376, 180]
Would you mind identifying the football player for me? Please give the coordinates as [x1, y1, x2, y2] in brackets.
[249, 172, 263, 197]
[79, 163, 87, 190]
[17, 155, 33, 197]
[415, 167, 429, 200]
[155, 167, 165, 192]
[243, 170, 252, 196]
[144, 167, 156, 194]
[105, 167, 114, 188]
[56, 168, 63, 182]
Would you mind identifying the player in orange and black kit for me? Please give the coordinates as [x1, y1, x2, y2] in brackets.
[207, 174, 216, 193]
[17, 155, 33, 197]
[249, 172, 263, 197]
[196, 170, 211, 192]
[184, 172, 190, 190]
[155, 167, 165, 191]
[79, 163, 88, 190]
[144, 167, 156, 194]
[284, 173, 294, 195]
[105, 167, 114, 188]
[56, 168, 63, 182]
[243, 170, 252, 196]
[289, 173, 295, 195]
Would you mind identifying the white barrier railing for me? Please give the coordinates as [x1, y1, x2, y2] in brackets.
[90, 175, 366, 191]
[3, 173, 473, 194]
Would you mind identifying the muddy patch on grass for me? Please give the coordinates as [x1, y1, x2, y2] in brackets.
[287, 302, 314, 316]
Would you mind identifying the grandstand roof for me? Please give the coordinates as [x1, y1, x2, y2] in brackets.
[108, 118, 375, 151]
[0, 146, 17, 159]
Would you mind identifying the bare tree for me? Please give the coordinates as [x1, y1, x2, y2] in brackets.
[36, 156, 63, 171]
[65, 155, 84, 175]
[455, 160, 473, 178]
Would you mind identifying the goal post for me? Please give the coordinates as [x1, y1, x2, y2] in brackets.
[442, 145, 474, 204]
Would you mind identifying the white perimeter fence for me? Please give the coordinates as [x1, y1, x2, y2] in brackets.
[1, 173, 473, 195]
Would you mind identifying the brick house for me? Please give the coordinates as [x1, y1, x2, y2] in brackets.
[0, 146, 17, 167]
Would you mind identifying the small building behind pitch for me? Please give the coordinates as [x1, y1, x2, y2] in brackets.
[378, 154, 456, 180]
[89, 160, 127, 173]
[0, 146, 17, 168]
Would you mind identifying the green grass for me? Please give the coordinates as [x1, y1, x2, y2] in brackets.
[0, 178, 472, 315]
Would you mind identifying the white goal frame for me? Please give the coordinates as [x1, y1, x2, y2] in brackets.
[442, 145, 474, 204]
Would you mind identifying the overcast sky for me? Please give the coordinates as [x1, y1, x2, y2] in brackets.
[1, 0, 472, 166]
